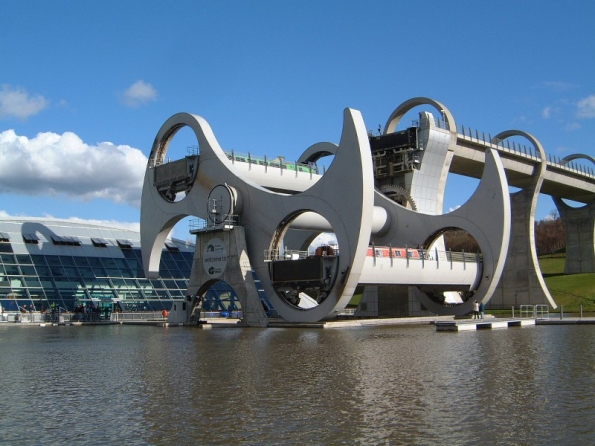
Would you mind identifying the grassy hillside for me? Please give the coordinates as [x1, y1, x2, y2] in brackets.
[539, 254, 595, 312]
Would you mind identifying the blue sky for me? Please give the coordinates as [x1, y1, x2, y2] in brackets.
[1, 1, 594, 240]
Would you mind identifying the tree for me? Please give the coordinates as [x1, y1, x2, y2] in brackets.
[535, 215, 565, 255]
[443, 229, 480, 252]
[442, 213, 566, 257]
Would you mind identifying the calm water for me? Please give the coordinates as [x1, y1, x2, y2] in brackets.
[0, 322, 594, 445]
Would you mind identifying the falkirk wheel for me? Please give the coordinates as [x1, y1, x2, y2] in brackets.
[140, 100, 511, 325]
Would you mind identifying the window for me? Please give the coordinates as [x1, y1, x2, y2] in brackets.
[73, 257, 91, 267]
[24, 277, 43, 287]
[77, 268, 95, 279]
[65, 236, 82, 246]
[117, 239, 133, 249]
[51, 235, 64, 245]
[30, 255, 47, 266]
[45, 256, 62, 266]
[16, 254, 32, 264]
[0, 243, 13, 253]
[51, 235, 81, 246]
[5, 264, 20, 275]
[165, 241, 179, 252]
[34, 265, 51, 276]
[102, 258, 117, 268]
[60, 256, 75, 266]
[0, 254, 16, 263]
[91, 237, 108, 247]
[23, 233, 39, 244]
[20, 265, 37, 276]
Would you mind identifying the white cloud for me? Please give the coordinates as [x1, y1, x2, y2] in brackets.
[0, 129, 147, 207]
[577, 94, 595, 118]
[0, 210, 22, 218]
[540, 81, 577, 92]
[512, 115, 530, 125]
[565, 122, 581, 131]
[0, 85, 48, 119]
[121, 80, 157, 107]
[542, 106, 552, 119]
[555, 146, 572, 154]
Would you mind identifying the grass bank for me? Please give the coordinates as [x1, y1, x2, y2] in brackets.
[539, 253, 595, 313]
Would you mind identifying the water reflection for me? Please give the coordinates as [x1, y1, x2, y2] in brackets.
[0, 324, 594, 444]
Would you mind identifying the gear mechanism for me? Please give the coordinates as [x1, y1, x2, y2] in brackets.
[379, 184, 417, 210]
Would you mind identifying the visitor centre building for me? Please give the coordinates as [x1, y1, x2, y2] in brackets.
[0, 218, 198, 320]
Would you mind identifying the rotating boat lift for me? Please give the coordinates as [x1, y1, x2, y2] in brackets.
[140, 100, 511, 325]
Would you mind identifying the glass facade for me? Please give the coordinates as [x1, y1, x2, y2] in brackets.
[0, 218, 193, 316]
[0, 218, 278, 321]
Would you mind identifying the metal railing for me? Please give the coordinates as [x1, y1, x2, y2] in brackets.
[225, 150, 320, 175]
[0, 310, 73, 323]
[265, 247, 479, 265]
[458, 124, 595, 178]
[534, 304, 550, 320]
[372, 247, 480, 270]
[111, 312, 165, 322]
[189, 215, 239, 233]
[202, 311, 243, 319]
[519, 305, 533, 318]
[264, 249, 311, 261]
[518, 304, 550, 319]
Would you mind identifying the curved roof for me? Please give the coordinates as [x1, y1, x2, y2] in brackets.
[0, 217, 194, 257]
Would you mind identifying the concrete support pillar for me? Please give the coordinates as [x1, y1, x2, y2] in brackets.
[554, 199, 595, 273]
[491, 189, 556, 308]
[188, 227, 268, 327]
[490, 130, 556, 309]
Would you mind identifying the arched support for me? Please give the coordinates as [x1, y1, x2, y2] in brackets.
[297, 142, 337, 164]
[383, 98, 458, 216]
[553, 154, 595, 274]
[141, 113, 225, 278]
[490, 130, 557, 309]
[372, 148, 512, 316]
[384, 97, 457, 139]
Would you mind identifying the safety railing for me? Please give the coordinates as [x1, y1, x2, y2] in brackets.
[1, 311, 179, 323]
[518, 304, 550, 320]
[189, 215, 239, 233]
[264, 249, 311, 261]
[371, 247, 481, 271]
[202, 310, 243, 319]
[111, 312, 166, 322]
[225, 150, 320, 175]
[534, 304, 550, 320]
[519, 305, 533, 318]
[265, 246, 479, 267]
[458, 124, 595, 178]
[0, 310, 73, 323]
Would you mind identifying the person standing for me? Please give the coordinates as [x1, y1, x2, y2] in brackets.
[479, 301, 485, 319]
[472, 300, 479, 319]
